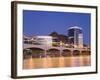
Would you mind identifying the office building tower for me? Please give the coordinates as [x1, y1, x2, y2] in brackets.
[68, 26, 83, 48]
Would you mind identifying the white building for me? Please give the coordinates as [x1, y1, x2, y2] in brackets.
[32, 36, 53, 46]
[23, 35, 53, 46]
[78, 33, 83, 48]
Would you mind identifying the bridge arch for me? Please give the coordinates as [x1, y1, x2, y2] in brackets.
[81, 50, 91, 55]
[23, 44, 46, 50]
[47, 48, 60, 57]
[73, 50, 80, 56]
[30, 48, 45, 58]
[29, 47, 44, 51]
[23, 48, 33, 59]
[62, 49, 71, 57]
[23, 48, 46, 58]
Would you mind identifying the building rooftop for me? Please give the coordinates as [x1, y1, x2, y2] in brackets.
[68, 26, 82, 30]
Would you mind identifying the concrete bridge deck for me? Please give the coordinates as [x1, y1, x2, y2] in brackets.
[23, 44, 90, 52]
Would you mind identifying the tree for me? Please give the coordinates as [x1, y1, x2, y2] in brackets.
[49, 31, 59, 37]
[49, 31, 68, 44]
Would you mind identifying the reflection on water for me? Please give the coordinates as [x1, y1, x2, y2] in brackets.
[23, 55, 91, 69]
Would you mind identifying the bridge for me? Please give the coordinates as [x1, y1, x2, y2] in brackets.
[23, 43, 90, 58]
[24, 44, 90, 51]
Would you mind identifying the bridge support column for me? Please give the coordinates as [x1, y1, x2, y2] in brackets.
[60, 50, 62, 57]
[71, 50, 73, 56]
[44, 50, 47, 57]
[80, 50, 82, 55]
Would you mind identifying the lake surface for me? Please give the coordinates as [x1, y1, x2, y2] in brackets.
[23, 55, 91, 69]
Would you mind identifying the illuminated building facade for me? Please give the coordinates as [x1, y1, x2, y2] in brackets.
[68, 26, 83, 48]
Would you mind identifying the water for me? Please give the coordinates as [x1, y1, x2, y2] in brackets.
[23, 55, 91, 69]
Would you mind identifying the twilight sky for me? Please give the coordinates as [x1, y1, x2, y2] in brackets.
[23, 10, 91, 45]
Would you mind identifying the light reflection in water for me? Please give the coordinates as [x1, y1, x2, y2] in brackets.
[23, 55, 91, 69]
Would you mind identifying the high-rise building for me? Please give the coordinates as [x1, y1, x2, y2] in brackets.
[67, 26, 83, 48]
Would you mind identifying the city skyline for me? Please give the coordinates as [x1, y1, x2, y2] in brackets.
[23, 10, 91, 45]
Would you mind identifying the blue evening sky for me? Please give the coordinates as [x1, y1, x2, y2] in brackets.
[23, 10, 91, 45]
